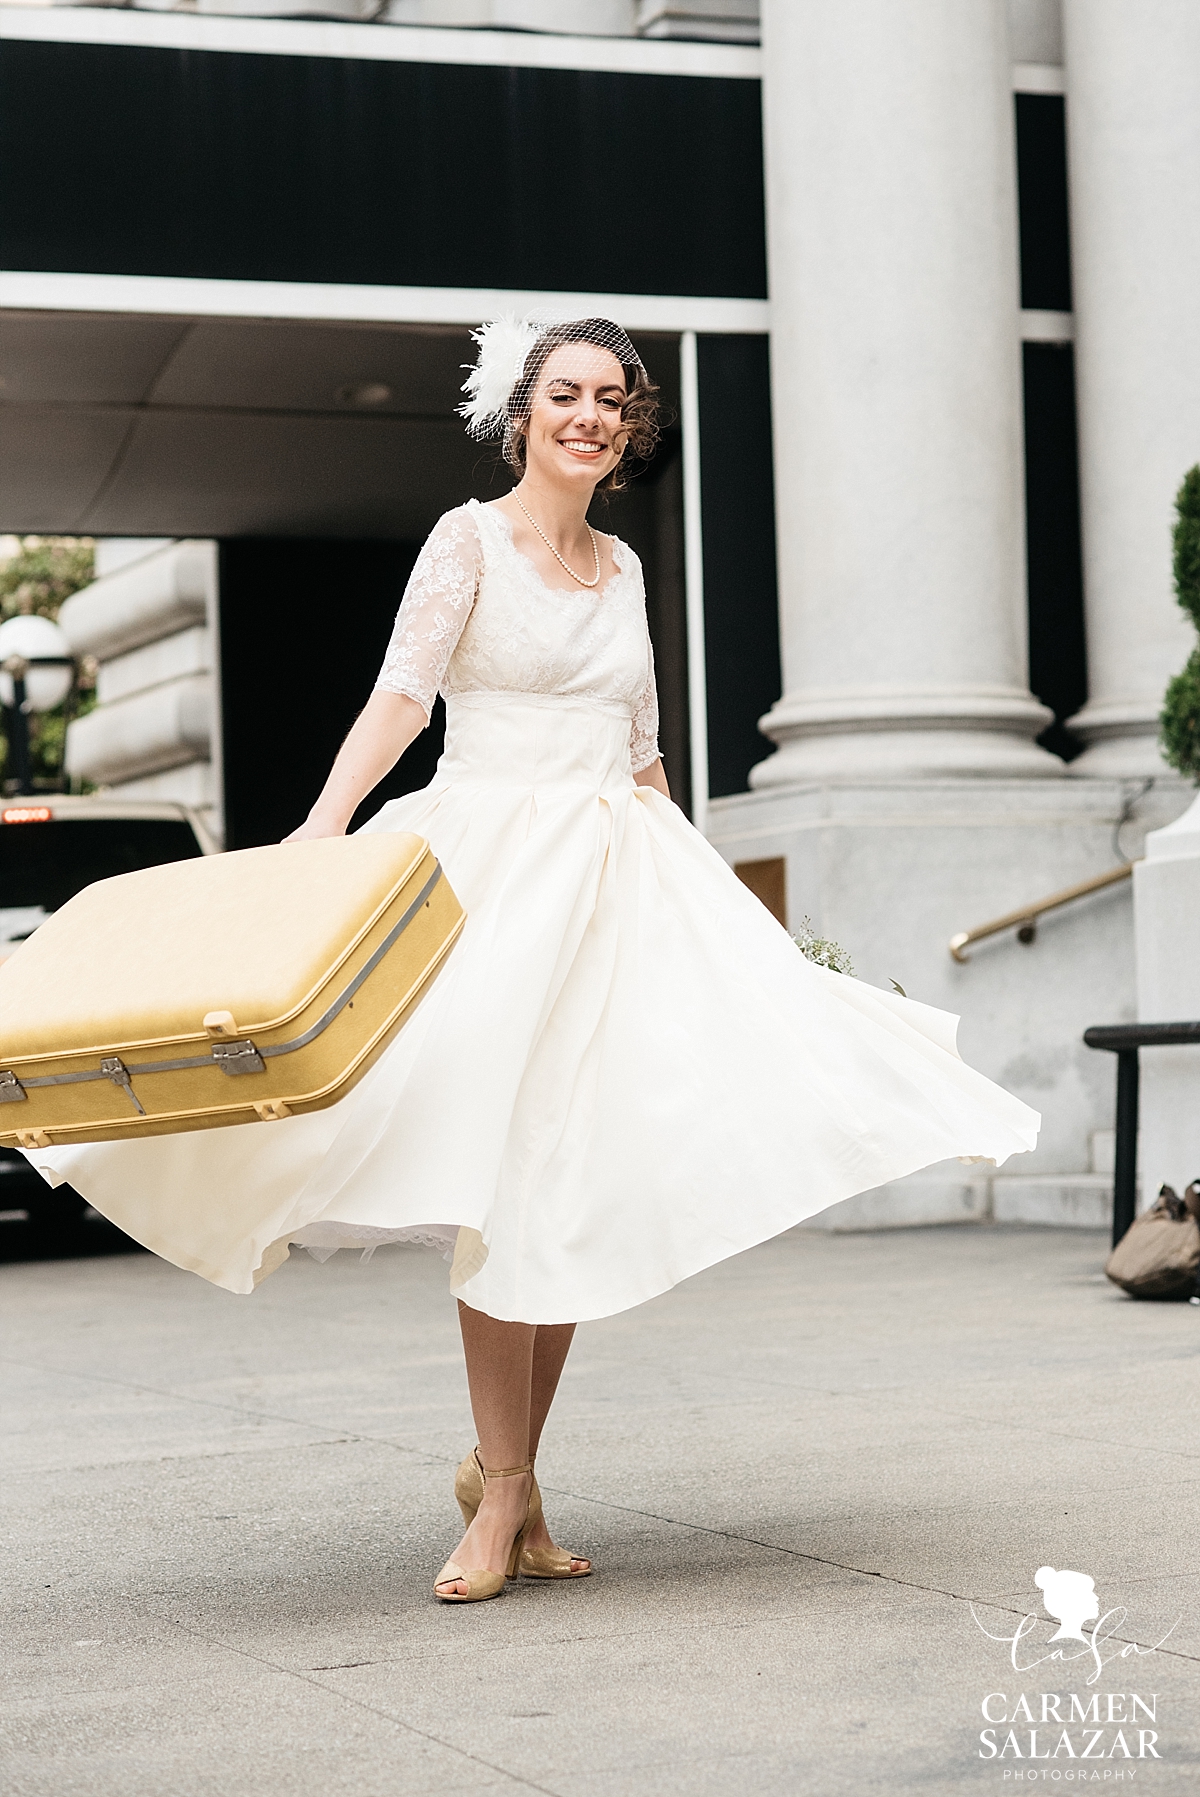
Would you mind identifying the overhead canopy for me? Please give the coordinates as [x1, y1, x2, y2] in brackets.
[0, 311, 679, 537]
[0, 20, 750, 537]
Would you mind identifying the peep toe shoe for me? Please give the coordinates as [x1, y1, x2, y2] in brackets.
[455, 1447, 592, 1580]
[434, 1459, 534, 1603]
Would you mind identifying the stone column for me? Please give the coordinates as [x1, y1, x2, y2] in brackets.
[1061, 0, 1200, 776]
[754, 0, 1057, 785]
[60, 540, 224, 845]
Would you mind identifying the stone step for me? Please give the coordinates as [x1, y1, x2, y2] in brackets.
[801, 1173, 990, 1232]
[991, 1173, 1116, 1229]
[802, 1169, 1120, 1232]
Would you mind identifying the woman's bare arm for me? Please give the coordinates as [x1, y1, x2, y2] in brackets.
[286, 691, 428, 840]
[634, 757, 671, 800]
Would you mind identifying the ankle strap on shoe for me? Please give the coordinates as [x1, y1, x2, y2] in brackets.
[480, 1461, 532, 1479]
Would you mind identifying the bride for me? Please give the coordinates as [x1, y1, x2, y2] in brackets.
[34, 317, 1038, 1603]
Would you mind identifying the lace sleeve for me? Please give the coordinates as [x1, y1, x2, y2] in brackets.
[630, 631, 661, 773]
[375, 508, 482, 719]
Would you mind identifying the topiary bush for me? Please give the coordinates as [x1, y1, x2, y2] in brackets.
[1160, 465, 1200, 781]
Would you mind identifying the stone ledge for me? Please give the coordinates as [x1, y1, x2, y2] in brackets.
[991, 1173, 1115, 1229]
[801, 1175, 991, 1232]
[65, 673, 213, 784]
[802, 1171, 1118, 1233]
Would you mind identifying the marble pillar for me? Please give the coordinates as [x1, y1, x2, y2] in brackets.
[1062, 0, 1200, 776]
[755, 0, 1057, 784]
[710, 0, 1193, 1226]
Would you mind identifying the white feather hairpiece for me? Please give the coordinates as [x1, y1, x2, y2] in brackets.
[457, 314, 543, 441]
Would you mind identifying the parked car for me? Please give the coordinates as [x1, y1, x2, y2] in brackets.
[0, 795, 214, 1247]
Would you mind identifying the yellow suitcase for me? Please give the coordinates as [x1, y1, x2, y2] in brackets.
[0, 833, 464, 1149]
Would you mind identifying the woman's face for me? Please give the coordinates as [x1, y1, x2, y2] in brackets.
[521, 342, 628, 491]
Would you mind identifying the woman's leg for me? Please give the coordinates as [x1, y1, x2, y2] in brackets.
[459, 1300, 535, 1468]
[528, 1322, 576, 1462]
[524, 1323, 590, 1573]
[436, 1302, 535, 1595]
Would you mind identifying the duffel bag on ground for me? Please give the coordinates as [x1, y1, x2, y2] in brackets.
[1104, 1181, 1200, 1299]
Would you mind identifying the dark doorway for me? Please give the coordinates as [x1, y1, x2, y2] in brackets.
[1014, 90, 1086, 758]
[697, 334, 781, 796]
[592, 432, 691, 816]
[219, 538, 441, 848]
[1014, 93, 1073, 313]
[1022, 343, 1087, 759]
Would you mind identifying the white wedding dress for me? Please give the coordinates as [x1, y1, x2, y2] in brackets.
[30, 500, 1038, 1322]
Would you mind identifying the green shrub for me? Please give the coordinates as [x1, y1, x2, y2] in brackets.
[0, 536, 94, 623]
[1160, 467, 1200, 781]
[0, 536, 96, 788]
[1161, 648, 1200, 781]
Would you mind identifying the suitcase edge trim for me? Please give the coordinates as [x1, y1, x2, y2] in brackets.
[0, 834, 433, 1068]
[0, 860, 457, 1130]
[3, 900, 466, 1148]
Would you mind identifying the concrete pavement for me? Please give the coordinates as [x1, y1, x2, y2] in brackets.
[2, 1223, 1199, 1796]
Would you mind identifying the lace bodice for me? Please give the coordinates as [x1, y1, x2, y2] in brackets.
[375, 500, 661, 772]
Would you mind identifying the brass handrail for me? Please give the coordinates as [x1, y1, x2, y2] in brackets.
[949, 862, 1134, 963]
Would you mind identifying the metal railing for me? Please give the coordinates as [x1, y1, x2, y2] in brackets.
[949, 863, 1133, 963]
[1083, 1022, 1200, 1246]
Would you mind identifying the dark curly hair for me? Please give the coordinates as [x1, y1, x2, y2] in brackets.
[504, 318, 661, 493]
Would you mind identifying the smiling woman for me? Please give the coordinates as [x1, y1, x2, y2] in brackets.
[31, 314, 1040, 1611]
[488, 320, 664, 621]
[503, 318, 661, 494]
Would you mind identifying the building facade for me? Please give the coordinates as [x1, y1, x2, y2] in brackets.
[2, 0, 1197, 1220]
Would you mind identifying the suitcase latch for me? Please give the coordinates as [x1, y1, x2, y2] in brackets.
[211, 1039, 265, 1076]
[0, 1070, 26, 1103]
[100, 1056, 146, 1115]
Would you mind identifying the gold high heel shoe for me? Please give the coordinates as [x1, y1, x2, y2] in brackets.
[434, 1459, 534, 1603]
[455, 1447, 592, 1580]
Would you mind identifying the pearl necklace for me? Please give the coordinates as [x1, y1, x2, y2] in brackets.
[514, 492, 601, 589]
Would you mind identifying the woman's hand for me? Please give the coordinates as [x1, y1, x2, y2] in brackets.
[633, 757, 671, 800]
[282, 691, 428, 843]
[283, 814, 347, 843]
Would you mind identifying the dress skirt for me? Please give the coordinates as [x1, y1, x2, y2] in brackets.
[29, 693, 1039, 1323]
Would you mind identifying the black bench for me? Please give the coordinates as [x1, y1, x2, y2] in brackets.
[1083, 1022, 1200, 1246]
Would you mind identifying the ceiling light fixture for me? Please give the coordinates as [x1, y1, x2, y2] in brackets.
[337, 382, 392, 407]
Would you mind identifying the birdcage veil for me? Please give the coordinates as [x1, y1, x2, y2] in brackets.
[457, 315, 659, 489]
